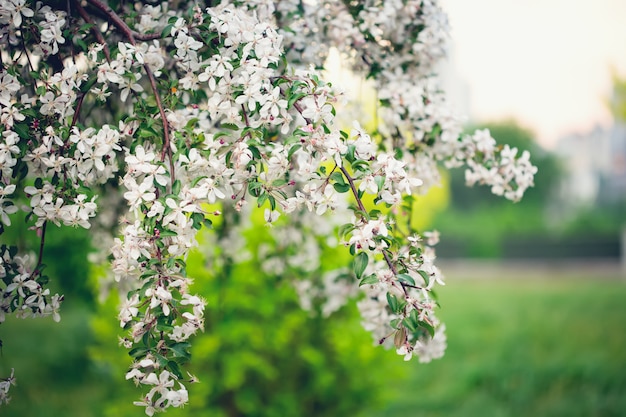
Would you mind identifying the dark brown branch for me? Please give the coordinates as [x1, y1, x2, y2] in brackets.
[339, 166, 366, 213]
[34, 221, 47, 275]
[70, 92, 86, 128]
[86, 0, 134, 41]
[74, 0, 111, 62]
[293, 100, 312, 125]
[133, 32, 162, 41]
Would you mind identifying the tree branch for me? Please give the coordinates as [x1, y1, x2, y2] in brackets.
[74, 0, 111, 62]
[34, 221, 47, 276]
[339, 166, 366, 212]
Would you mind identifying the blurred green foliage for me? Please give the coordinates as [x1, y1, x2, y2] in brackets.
[365, 277, 626, 417]
[608, 70, 626, 122]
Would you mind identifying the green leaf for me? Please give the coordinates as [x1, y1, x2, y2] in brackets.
[219, 123, 239, 130]
[172, 179, 181, 196]
[417, 270, 431, 286]
[338, 222, 355, 238]
[158, 229, 178, 237]
[375, 175, 386, 192]
[359, 274, 379, 286]
[353, 252, 369, 279]
[128, 347, 150, 358]
[169, 342, 191, 359]
[420, 321, 436, 338]
[248, 145, 261, 160]
[333, 183, 350, 193]
[386, 293, 399, 314]
[368, 209, 382, 219]
[402, 316, 418, 333]
[397, 273, 415, 286]
[155, 354, 169, 368]
[329, 171, 345, 185]
[288, 143, 302, 159]
[13, 122, 29, 139]
[248, 181, 263, 196]
[161, 25, 174, 38]
[168, 361, 184, 379]
[287, 92, 307, 109]
[191, 212, 204, 230]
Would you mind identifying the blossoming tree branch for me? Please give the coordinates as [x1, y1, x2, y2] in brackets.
[0, 0, 537, 414]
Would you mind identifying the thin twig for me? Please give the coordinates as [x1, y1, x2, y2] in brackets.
[292, 101, 312, 125]
[70, 92, 86, 128]
[339, 166, 366, 212]
[34, 221, 47, 275]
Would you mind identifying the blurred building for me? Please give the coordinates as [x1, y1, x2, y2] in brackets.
[556, 122, 626, 206]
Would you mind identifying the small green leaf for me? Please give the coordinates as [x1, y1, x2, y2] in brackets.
[287, 92, 307, 109]
[172, 179, 181, 195]
[330, 171, 345, 185]
[219, 123, 239, 130]
[386, 293, 399, 314]
[169, 342, 191, 359]
[191, 212, 204, 230]
[417, 270, 431, 286]
[353, 251, 368, 279]
[333, 183, 350, 193]
[128, 347, 149, 358]
[420, 321, 436, 338]
[269, 195, 277, 210]
[359, 274, 379, 286]
[375, 175, 386, 192]
[338, 223, 356, 238]
[168, 361, 184, 379]
[397, 273, 415, 286]
[155, 354, 169, 368]
[158, 229, 178, 237]
[288, 143, 302, 159]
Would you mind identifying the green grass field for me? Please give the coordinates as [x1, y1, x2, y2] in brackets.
[364, 276, 626, 417]
[2, 275, 625, 416]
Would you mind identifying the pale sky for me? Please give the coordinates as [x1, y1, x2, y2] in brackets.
[440, 0, 626, 149]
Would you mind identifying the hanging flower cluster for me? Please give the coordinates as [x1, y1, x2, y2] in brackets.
[0, 0, 536, 413]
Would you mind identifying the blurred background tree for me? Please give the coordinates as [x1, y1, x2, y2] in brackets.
[608, 70, 626, 122]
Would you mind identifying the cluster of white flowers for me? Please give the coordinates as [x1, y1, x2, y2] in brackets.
[0, 247, 63, 323]
[0, 1, 65, 55]
[0, 368, 14, 405]
[0, 0, 537, 413]
[126, 364, 190, 416]
[463, 129, 538, 201]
